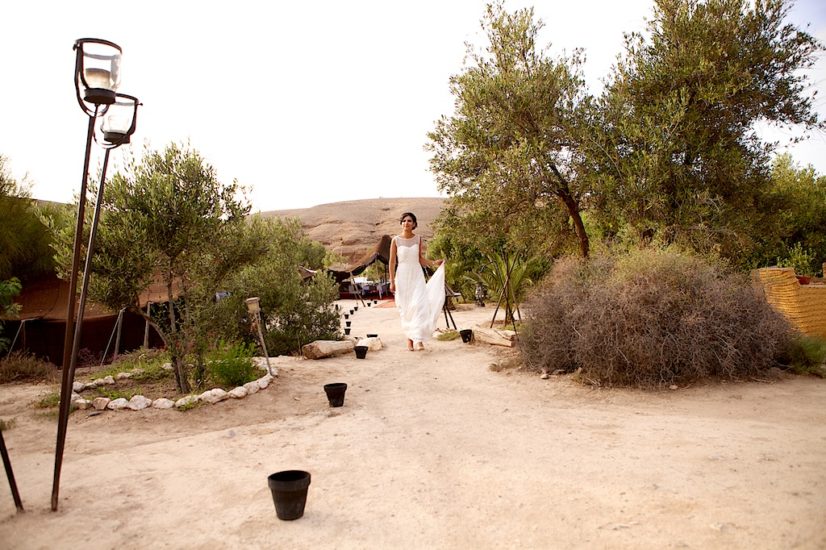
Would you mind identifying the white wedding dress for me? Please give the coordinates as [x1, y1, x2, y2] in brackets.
[393, 235, 446, 343]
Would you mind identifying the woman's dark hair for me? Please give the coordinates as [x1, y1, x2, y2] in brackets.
[400, 212, 417, 229]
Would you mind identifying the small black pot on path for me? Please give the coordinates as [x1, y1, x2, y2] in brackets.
[268, 470, 311, 520]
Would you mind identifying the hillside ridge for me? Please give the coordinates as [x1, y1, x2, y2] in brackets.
[256, 197, 446, 263]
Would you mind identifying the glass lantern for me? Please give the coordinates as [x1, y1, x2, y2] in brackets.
[75, 38, 122, 105]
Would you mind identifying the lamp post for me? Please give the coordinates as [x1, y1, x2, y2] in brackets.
[245, 297, 275, 377]
[51, 38, 136, 512]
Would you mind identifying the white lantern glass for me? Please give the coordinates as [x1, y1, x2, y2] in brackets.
[101, 95, 136, 139]
[81, 41, 121, 92]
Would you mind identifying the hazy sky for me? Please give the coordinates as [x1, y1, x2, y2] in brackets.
[2, 0, 824, 212]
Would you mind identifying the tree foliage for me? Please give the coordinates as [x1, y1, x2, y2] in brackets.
[211, 217, 340, 356]
[0, 277, 22, 353]
[584, 0, 823, 260]
[427, 1, 592, 258]
[67, 143, 255, 393]
[0, 155, 55, 281]
[751, 154, 826, 275]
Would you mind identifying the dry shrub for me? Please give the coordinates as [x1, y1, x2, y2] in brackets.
[521, 249, 793, 388]
[0, 351, 58, 384]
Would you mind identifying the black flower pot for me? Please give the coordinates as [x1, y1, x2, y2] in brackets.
[344, 313, 349, 320]
[354, 345, 368, 359]
[344, 328, 351, 335]
[324, 382, 348, 407]
[460, 329, 473, 343]
[345, 321, 351, 328]
[354, 306, 359, 311]
[366, 333, 378, 338]
[268, 470, 311, 520]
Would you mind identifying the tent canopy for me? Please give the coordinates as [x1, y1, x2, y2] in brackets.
[327, 235, 392, 283]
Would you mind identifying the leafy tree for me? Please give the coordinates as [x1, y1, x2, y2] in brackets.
[750, 154, 826, 275]
[62, 143, 255, 393]
[0, 277, 22, 353]
[427, 2, 592, 258]
[0, 155, 55, 281]
[214, 217, 340, 356]
[584, 0, 823, 261]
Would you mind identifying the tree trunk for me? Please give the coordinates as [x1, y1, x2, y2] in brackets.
[167, 273, 190, 394]
[548, 165, 590, 259]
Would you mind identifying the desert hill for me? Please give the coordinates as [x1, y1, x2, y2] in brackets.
[257, 197, 446, 263]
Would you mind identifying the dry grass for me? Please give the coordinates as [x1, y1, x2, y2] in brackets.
[521, 249, 794, 388]
[0, 352, 58, 384]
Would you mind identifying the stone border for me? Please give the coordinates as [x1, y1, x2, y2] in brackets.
[69, 358, 277, 412]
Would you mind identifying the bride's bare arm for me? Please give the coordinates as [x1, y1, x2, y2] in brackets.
[418, 237, 444, 269]
[389, 239, 398, 292]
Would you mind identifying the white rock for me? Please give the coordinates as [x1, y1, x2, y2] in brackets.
[199, 388, 229, 404]
[116, 372, 132, 380]
[161, 363, 173, 371]
[70, 391, 82, 403]
[229, 387, 248, 399]
[152, 398, 175, 409]
[175, 395, 198, 409]
[87, 380, 99, 388]
[127, 395, 152, 410]
[72, 381, 85, 392]
[257, 375, 272, 390]
[92, 397, 110, 410]
[107, 398, 129, 410]
[243, 381, 260, 395]
[99, 375, 115, 385]
[74, 399, 90, 410]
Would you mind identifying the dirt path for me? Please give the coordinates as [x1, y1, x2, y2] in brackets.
[1, 301, 825, 549]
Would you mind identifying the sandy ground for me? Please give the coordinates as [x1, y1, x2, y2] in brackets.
[1, 300, 825, 549]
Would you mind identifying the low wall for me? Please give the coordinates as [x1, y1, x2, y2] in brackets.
[753, 268, 826, 339]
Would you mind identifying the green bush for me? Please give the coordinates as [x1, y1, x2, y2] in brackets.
[0, 351, 57, 383]
[779, 335, 826, 377]
[521, 249, 794, 388]
[777, 242, 818, 277]
[201, 217, 341, 356]
[206, 341, 258, 388]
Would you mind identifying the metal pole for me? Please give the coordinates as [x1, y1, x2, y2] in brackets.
[113, 307, 124, 361]
[5, 320, 24, 357]
[143, 301, 151, 348]
[52, 114, 95, 511]
[0, 429, 24, 513]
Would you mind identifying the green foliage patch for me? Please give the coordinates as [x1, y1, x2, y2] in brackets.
[779, 335, 826, 377]
[206, 341, 258, 388]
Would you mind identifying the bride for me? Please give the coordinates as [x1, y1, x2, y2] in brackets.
[388, 212, 445, 351]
